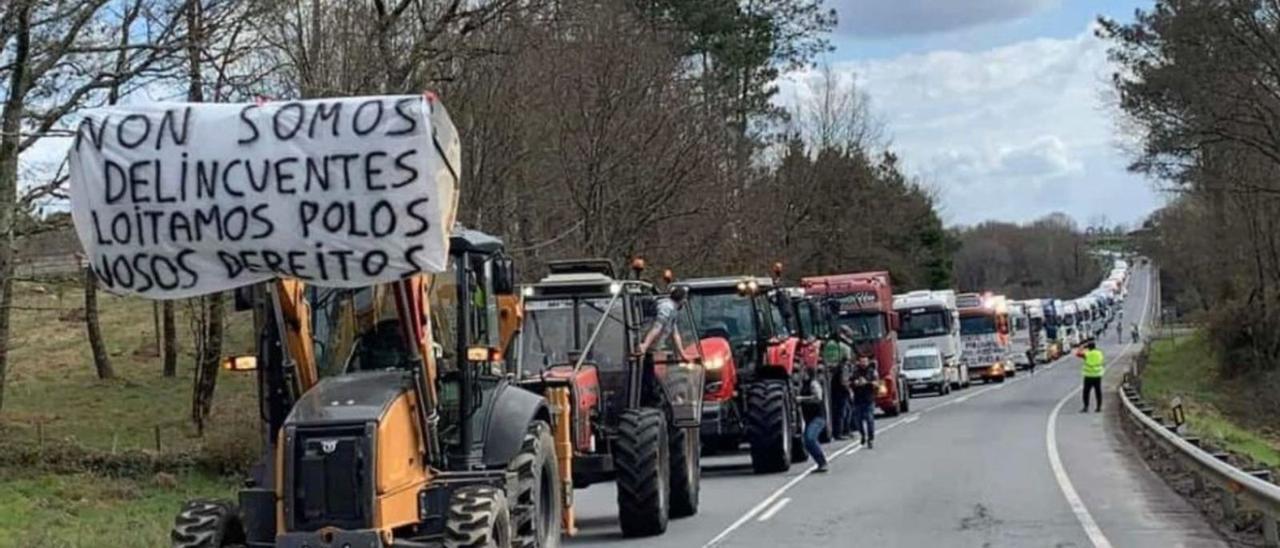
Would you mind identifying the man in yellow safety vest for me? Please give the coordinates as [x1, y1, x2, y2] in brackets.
[1078, 341, 1105, 412]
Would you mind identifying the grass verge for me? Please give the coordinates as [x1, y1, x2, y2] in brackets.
[0, 468, 238, 548]
[1142, 332, 1280, 468]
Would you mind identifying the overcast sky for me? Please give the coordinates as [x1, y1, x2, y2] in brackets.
[792, 0, 1163, 228]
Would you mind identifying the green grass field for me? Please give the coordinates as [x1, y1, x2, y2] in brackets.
[0, 280, 258, 546]
[1142, 332, 1280, 468]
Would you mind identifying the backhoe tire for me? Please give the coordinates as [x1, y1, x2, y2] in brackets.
[615, 408, 670, 537]
[445, 486, 512, 548]
[509, 421, 561, 548]
[669, 425, 700, 519]
[746, 380, 792, 474]
[171, 499, 246, 548]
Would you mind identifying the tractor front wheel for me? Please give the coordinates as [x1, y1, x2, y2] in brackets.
[444, 486, 513, 548]
[746, 380, 792, 474]
[171, 499, 246, 548]
[615, 408, 670, 537]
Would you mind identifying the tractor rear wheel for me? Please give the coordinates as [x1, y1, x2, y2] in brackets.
[615, 408, 670, 537]
[445, 486, 512, 548]
[171, 499, 246, 548]
[668, 425, 701, 519]
[509, 421, 561, 548]
[746, 380, 792, 474]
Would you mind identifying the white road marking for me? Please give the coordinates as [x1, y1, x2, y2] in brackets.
[1047, 386, 1114, 548]
[756, 497, 791, 522]
[1045, 266, 1152, 548]
[703, 369, 1028, 547]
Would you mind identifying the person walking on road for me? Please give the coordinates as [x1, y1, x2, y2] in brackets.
[1077, 341, 1105, 412]
[798, 368, 830, 472]
[823, 326, 855, 440]
[850, 355, 879, 448]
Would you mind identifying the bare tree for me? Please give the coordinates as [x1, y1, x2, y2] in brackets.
[0, 0, 185, 410]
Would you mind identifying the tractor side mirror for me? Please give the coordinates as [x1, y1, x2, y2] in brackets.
[492, 256, 516, 295]
[233, 285, 257, 311]
[889, 311, 901, 332]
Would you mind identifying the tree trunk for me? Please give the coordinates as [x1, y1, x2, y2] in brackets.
[192, 293, 224, 431]
[162, 301, 177, 377]
[0, 3, 33, 412]
[84, 267, 114, 380]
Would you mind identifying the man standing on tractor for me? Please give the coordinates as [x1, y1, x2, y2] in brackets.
[851, 354, 879, 448]
[637, 285, 689, 355]
[824, 325, 856, 440]
[799, 368, 830, 472]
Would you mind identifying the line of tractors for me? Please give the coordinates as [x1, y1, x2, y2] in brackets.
[173, 238, 910, 548]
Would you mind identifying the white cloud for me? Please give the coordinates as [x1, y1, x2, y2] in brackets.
[782, 24, 1161, 226]
[833, 0, 1059, 37]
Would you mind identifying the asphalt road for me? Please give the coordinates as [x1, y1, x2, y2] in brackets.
[565, 265, 1229, 547]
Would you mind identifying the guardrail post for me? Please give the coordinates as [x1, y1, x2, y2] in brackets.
[1220, 489, 1237, 522]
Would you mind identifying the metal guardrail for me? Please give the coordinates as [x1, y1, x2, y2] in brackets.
[1119, 382, 1280, 546]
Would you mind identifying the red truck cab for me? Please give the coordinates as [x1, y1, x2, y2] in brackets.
[801, 271, 909, 416]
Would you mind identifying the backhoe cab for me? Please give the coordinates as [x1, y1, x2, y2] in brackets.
[514, 259, 710, 537]
[173, 230, 565, 548]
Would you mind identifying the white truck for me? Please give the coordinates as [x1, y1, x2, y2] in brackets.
[1008, 301, 1034, 370]
[894, 289, 969, 389]
[1013, 300, 1050, 365]
[1059, 300, 1082, 348]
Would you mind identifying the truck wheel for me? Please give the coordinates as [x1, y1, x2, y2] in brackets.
[668, 425, 700, 519]
[615, 408, 670, 537]
[746, 380, 792, 474]
[445, 486, 512, 548]
[509, 421, 561, 548]
[171, 499, 246, 548]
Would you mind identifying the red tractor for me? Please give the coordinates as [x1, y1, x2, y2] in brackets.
[514, 260, 712, 537]
[677, 276, 807, 474]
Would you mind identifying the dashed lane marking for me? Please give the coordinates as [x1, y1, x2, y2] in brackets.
[756, 498, 791, 522]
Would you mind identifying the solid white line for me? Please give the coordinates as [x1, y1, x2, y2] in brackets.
[1046, 386, 1114, 548]
[756, 497, 791, 522]
[700, 417, 901, 548]
[901, 415, 920, 424]
[1045, 266, 1152, 548]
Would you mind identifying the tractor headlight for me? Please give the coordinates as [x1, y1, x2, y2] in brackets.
[705, 356, 724, 370]
[877, 382, 888, 396]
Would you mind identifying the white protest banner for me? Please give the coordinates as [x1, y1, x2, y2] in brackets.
[68, 95, 459, 299]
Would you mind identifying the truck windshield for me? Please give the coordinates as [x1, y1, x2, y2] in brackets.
[835, 312, 886, 341]
[960, 315, 997, 335]
[899, 309, 948, 339]
[903, 354, 941, 370]
[688, 291, 757, 347]
[521, 297, 626, 372]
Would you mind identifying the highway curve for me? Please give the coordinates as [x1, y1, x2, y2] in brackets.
[564, 265, 1230, 547]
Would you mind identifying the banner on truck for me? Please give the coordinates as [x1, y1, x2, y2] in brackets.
[68, 95, 459, 299]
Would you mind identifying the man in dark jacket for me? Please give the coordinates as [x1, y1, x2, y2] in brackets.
[798, 368, 829, 472]
[850, 354, 879, 448]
